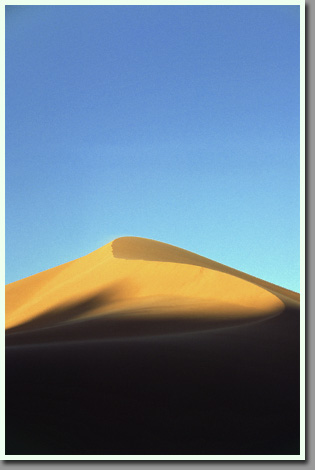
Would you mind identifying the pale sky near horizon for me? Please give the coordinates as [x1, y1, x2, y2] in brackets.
[6, 5, 300, 291]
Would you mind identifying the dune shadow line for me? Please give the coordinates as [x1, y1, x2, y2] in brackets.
[5, 281, 126, 335]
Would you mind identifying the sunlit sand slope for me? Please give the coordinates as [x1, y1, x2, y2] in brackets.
[5, 237, 300, 455]
[5, 237, 299, 342]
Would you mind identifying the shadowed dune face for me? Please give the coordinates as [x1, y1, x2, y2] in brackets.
[5, 237, 300, 455]
[6, 305, 300, 455]
[5, 236, 296, 344]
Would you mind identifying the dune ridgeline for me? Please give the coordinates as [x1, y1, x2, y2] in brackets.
[6, 237, 301, 455]
[6, 236, 299, 346]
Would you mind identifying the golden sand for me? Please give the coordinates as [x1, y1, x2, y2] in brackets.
[5, 237, 299, 335]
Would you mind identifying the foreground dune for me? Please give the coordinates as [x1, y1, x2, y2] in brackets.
[5, 237, 300, 455]
[6, 237, 299, 345]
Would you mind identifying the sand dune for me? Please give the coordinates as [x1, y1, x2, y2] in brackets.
[5, 237, 300, 455]
[5, 237, 298, 345]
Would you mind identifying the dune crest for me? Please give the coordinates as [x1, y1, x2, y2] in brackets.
[5, 237, 298, 343]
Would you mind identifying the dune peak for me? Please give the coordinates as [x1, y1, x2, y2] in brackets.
[5, 235, 299, 344]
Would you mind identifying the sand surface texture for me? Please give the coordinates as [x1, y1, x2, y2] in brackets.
[6, 236, 298, 344]
[5, 237, 300, 455]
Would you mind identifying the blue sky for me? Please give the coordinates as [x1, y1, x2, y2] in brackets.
[6, 5, 300, 291]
